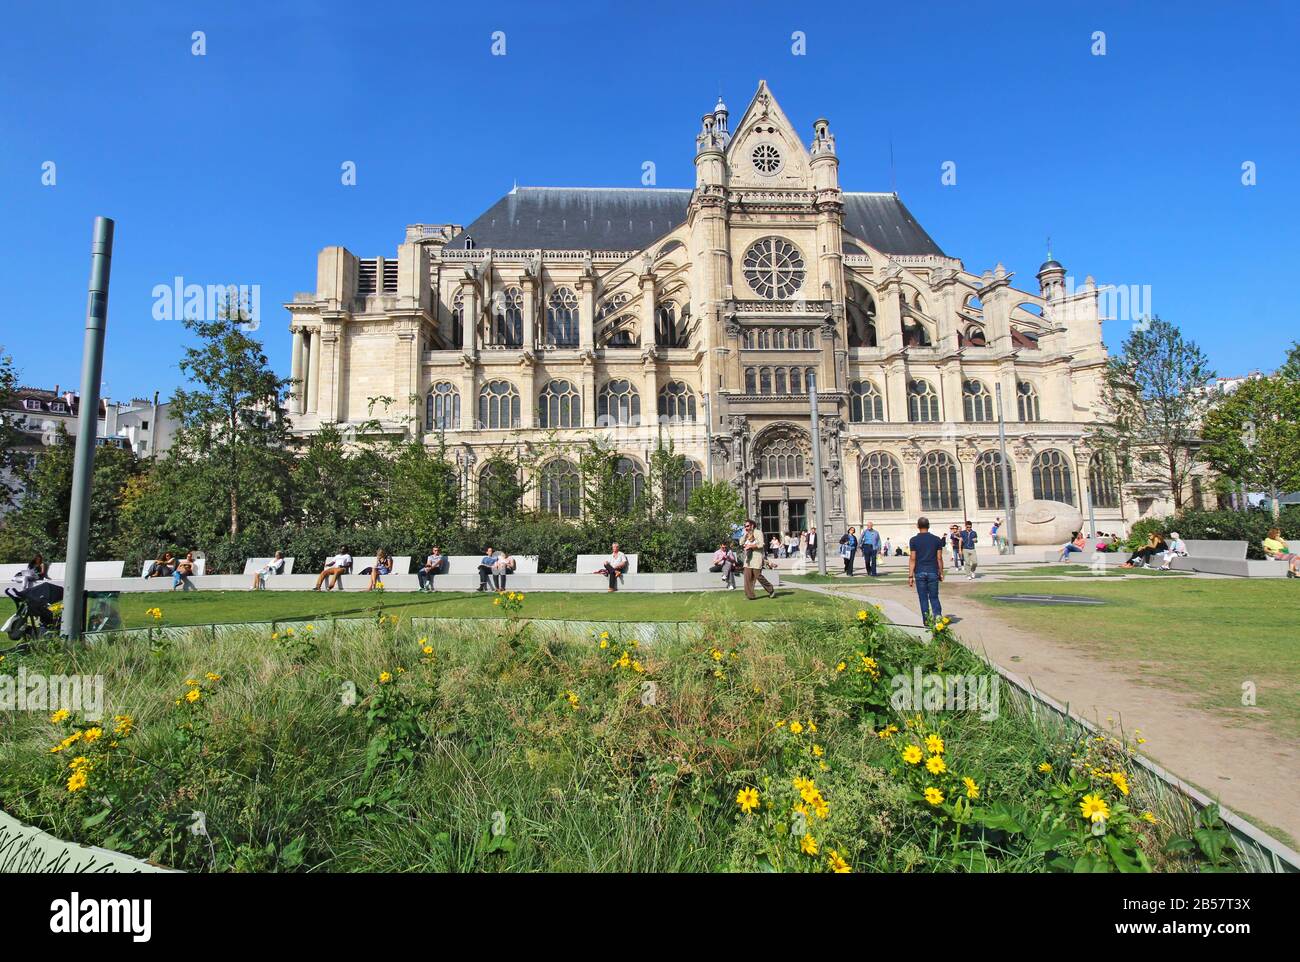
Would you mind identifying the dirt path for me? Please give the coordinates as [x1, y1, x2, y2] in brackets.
[799, 577, 1300, 846]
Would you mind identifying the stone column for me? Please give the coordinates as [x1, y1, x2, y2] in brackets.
[885, 358, 908, 423]
[521, 276, 537, 352]
[578, 274, 596, 353]
[290, 327, 304, 414]
[520, 357, 536, 429]
[641, 355, 658, 429]
[580, 353, 596, 428]
[308, 329, 322, 414]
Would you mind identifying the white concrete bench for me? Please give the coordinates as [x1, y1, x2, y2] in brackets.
[1182, 540, 1248, 559]
[42, 561, 125, 580]
[576, 553, 639, 575]
[441, 555, 539, 574]
[242, 557, 296, 576]
[1169, 539, 1293, 577]
[353, 555, 412, 575]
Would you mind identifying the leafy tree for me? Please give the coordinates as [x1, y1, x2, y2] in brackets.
[1086, 317, 1214, 511]
[383, 437, 460, 536]
[168, 303, 291, 537]
[0, 426, 138, 561]
[645, 436, 687, 522]
[1202, 373, 1300, 520]
[577, 440, 636, 531]
[1279, 341, 1300, 382]
[0, 345, 23, 509]
[687, 480, 745, 541]
[289, 424, 372, 528]
[476, 453, 527, 526]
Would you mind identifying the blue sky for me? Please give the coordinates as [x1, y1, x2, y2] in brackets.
[1, 0, 1296, 400]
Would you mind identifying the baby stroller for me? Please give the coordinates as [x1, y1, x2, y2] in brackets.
[3, 579, 64, 643]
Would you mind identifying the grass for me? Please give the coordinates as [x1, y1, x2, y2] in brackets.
[0, 612, 1244, 873]
[101, 588, 859, 630]
[970, 578, 1300, 736]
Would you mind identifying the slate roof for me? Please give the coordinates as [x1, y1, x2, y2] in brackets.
[446, 187, 945, 257]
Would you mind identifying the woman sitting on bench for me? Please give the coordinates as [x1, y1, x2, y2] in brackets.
[367, 549, 393, 591]
[1262, 528, 1299, 578]
[1121, 532, 1167, 568]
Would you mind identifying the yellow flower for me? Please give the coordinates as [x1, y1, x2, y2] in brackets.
[812, 744, 824, 757]
[925, 754, 947, 775]
[856, 609, 868, 621]
[378, 671, 392, 685]
[710, 648, 723, 661]
[924, 787, 944, 806]
[792, 777, 814, 794]
[736, 787, 760, 814]
[185, 678, 200, 687]
[1109, 771, 1130, 796]
[423, 645, 434, 655]
[49, 709, 70, 724]
[1141, 811, 1158, 824]
[876, 724, 898, 739]
[925, 734, 944, 755]
[493, 597, 501, 606]
[788, 721, 804, 735]
[631, 661, 644, 674]
[66, 769, 89, 793]
[566, 691, 580, 709]
[112, 715, 134, 738]
[800, 833, 819, 856]
[600, 630, 610, 640]
[599, 639, 609, 649]
[1080, 793, 1110, 823]
[808, 720, 816, 733]
[82, 727, 103, 744]
[1038, 762, 1053, 773]
[963, 777, 980, 799]
[827, 849, 851, 873]
[812, 797, 829, 819]
[205, 672, 221, 682]
[836, 661, 846, 673]
[902, 745, 923, 765]
[185, 689, 201, 704]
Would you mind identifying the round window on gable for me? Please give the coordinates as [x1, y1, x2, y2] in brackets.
[751, 142, 783, 176]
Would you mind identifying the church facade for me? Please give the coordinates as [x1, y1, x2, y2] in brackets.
[284, 80, 1149, 545]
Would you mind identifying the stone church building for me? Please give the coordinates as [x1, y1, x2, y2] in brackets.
[284, 81, 1147, 545]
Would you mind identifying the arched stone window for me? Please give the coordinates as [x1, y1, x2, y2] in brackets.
[538, 379, 581, 428]
[675, 457, 703, 510]
[605, 316, 640, 348]
[478, 459, 521, 516]
[962, 379, 993, 422]
[477, 379, 520, 429]
[1089, 454, 1120, 509]
[597, 379, 640, 427]
[918, 451, 961, 511]
[539, 459, 581, 518]
[657, 381, 696, 422]
[425, 381, 460, 431]
[1017, 380, 1041, 422]
[859, 451, 903, 512]
[757, 432, 808, 480]
[789, 367, 803, 394]
[1032, 449, 1075, 504]
[974, 450, 1015, 510]
[745, 367, 757, 394]
[655, 300, 689, 348]
[451, 293, 464, 347]
[775, 367, 788, 394]
[760, 367, 773, 395]
[907, 379, 940, 422]
[491, 287, 524, 347]
[546, 287, 578, 347]
[849, 380, 884, 422]
[614, 456, 645, 512]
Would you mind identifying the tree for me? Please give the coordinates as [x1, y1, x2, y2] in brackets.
[646, 436, 686, 522]
[1202, 373, 1300, 520]
[289, 423, 372, 528]
[1086, 317, 1215, 511]
[476, 453, 527, 525]
[1279, 341, 1300, 382]
[383, 437, 461, 536]
[687, 480, 745, 542]
[577, 440, 637, 530]
[0, 345, 23, 509]
[168, 303, 291, 537]
[0, 426, 138, 561]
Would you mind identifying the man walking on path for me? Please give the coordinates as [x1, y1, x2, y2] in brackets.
[960, 520, 979, 580]
[908, 517, 945, 624]
[806, 526, 818, 561]
[741, 519, 776, 600]
[859, 522, 881, 576]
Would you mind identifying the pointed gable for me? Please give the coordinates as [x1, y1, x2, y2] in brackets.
[724, 80, 813, 190]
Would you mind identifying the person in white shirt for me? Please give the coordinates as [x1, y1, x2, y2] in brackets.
[251, 550, 286, 590]
[1158, 532, 1187, 571]
[314, 547, 353, 591]
[418, 548, 443, 592]
[493, 551, 517, 590]
[602, 543, 629, 592]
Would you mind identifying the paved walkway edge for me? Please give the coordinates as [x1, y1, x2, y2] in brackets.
[0, 809, 177, 873]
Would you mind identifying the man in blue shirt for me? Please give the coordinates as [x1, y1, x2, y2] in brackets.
[908, 517, 946, 623]
[959, 520, 979, 581]
[859, 521, 881, 577]
[476, 547, 496, 592]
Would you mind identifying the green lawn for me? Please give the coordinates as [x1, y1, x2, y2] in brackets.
[991, 565, 1191, 578]
[970, 578, 1300, 735]
[111, 588, 856, 629]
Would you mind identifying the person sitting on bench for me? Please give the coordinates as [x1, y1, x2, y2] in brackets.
[599, 543, 629, 592]
[1121, 532, 1167, 568]
[367, 549, 393, 591]
[1263, 527, 1300, 578]
[251, 551, 286, 590]
[172, 552, 198, 591]
[711, 541, 738, 590]
[314, 547, 352, 591]
[493, 551, 517, 590]
[145, 552, 175, 579]
[417, 547, 443, 592]
[477, 547, 496, 592]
